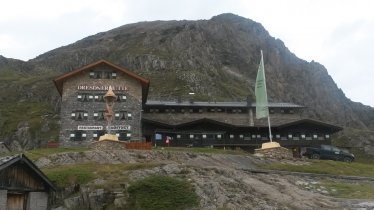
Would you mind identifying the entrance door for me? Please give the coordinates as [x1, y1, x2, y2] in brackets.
[7, 193, 27, 210]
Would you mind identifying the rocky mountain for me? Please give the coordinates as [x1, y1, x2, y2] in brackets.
[0, 13, 373, 152]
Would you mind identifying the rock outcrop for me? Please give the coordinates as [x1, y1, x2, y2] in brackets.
[0, 13, 373, 152]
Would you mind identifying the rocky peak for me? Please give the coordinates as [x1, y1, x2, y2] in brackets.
[0, 14, 373, 151]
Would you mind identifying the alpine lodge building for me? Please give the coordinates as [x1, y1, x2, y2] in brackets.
[54, 60, 342, 152]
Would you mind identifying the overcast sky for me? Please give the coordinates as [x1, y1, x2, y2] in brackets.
[0, 0, 373, 107]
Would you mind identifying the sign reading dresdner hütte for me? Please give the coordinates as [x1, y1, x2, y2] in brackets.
[77, 85, 128, 91]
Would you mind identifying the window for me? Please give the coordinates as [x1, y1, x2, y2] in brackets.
[325, 134, 330, 139]
[177, 134, 181, 139]
[244, 134, 251, 140]
[93, 130, 105, 140]
[217, 134, 222, 139]
[94, 95, 104, 102]
[94, 110, 105, 120]
[229, 134, 234, 139]
[301, 134, 306, 139]
[189, 134, 194, 139]
[288, 134, 293, 139]
[239, 135, 244, 139]
[90, 71, 101, 79]
[118, 131, 131, 140]
[112, 72, 117, 79]
[321, 145, 331, 150]
[331, 146, 339, 152]
[127, 113, 132, 120]
[117, 94, 127, 102]
[313, 134, 318, 139]
[70, 131, 86, 141]
[89, 71, 117, 79]
[71, 111, 88, 121]
[275, 134, 281, 139]
[77, 93, 91, 102]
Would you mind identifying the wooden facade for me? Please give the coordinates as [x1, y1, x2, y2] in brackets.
[142, 101, 342, 152]
[0, 154, 55, 210]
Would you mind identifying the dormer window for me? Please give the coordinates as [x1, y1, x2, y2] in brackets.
[89, 72, 95, 78]
[89, 71, 117, 79]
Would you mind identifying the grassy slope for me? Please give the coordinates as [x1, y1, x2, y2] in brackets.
[261, 160, 374, 199]
[0, 69, 60, 142]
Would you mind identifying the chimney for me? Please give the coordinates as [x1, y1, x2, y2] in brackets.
[246, 95, 252, 107]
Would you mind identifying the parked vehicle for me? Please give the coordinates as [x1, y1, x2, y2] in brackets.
[302, 145, 355, 162]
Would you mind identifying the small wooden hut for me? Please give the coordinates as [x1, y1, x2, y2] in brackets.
[0, 154, 55, 210]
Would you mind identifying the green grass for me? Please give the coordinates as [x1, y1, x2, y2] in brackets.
[43, 164, 95, 187]
[0, 68, 60, 144]
[126, 175, 199, 210]
[261, 160, 374, 177]
[42, 162, 160, 188]
[320, 180, 374, 199]
[24, 147, 90, 160]
[153, 146, 248, 155]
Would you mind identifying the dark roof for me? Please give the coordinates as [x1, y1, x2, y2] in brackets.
[145, 100, 304, 108]
[143, 116, 342, 132]
[278, 118, 343, 132]
[175, 118, 236, 128]
[53, 60, 150, 103]
[0, 154, 56, 191]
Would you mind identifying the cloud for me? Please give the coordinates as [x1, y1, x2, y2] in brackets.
[321, 20, 374, 106]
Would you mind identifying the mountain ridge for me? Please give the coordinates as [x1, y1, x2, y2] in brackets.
[0, 13, 373, 152]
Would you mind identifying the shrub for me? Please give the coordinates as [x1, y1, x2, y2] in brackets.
[126, 175, 199, 210]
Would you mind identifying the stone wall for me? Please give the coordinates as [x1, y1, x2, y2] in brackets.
[254, 146, 294, 159]
[0, 190, 6, 210]
[89, 141, 126, 150]
[59, 65, 143, 147]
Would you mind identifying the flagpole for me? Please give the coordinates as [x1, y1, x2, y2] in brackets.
[260, 50, 272, 142]
[267, 115, 273, 142]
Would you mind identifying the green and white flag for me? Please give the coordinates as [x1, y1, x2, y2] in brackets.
[255, 50, 269, 119]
